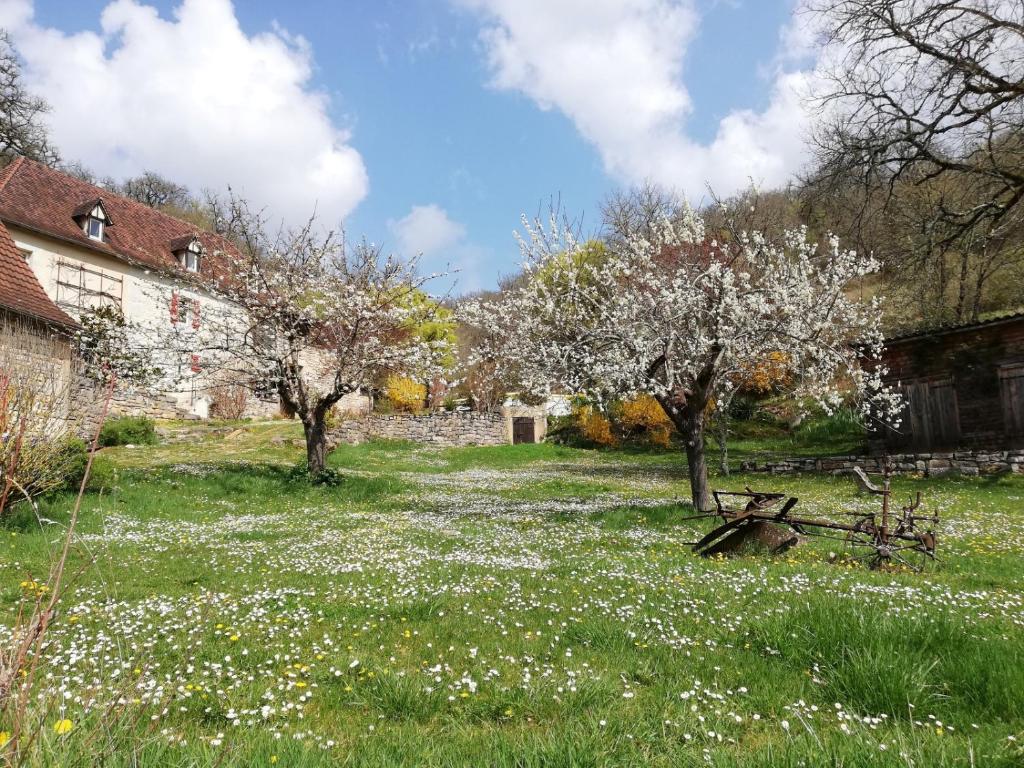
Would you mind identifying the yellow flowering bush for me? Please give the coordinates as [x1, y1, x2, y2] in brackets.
[736, 351, 792, 395]
[384, 375, 427, 414]
[613, 395, 673, 447]
[574, 405, 617, 447]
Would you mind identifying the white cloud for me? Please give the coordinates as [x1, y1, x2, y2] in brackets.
[457, 0, 818, 198]
[389, 204, 466, 257]
[0, 0, 369, 224]
[388, 204, 486, 293]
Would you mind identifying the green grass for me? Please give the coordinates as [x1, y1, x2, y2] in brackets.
[2, 424, 1023, 767]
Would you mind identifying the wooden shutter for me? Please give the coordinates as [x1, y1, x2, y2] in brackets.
[1000, 365, 1024, 437]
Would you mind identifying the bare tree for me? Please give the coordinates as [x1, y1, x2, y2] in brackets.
[117, 171, 191, 211]
[0, 30, 58, 166]
[805, 1, 1024, 325]
[808, 0, 1024, 234]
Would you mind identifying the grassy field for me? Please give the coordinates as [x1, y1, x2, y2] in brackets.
[2, 421, 1023, 766]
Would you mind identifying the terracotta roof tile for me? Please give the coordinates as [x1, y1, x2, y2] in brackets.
[0, 220, 76, 328]
[0, 158, 238, 277]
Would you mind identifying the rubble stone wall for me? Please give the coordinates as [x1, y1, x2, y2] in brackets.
[331, 411, 510, 447]
[740, 450, 1024, 477]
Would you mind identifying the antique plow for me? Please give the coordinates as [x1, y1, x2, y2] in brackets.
[692, 470, 939, 570]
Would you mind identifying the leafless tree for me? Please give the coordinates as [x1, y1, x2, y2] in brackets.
[804, 1, 1024, 325]
[808, 0, 1024, 232]
[0, 30, 58, 166]
[117, 171, 191, 211]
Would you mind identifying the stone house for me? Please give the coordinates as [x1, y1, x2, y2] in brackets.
[875, 312, 1024, 451]
[0, 157, 254, 418]
[0, 219, 80, 432]
[0, 158, 371, 420]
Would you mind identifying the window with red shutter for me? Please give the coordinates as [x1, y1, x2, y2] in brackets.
[190, 354, 201, 373]
[170, 292, 179, 323]
[192, 298, 201, 330]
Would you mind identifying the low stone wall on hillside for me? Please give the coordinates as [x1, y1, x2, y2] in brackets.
[331, 411, 509, 447]
[740, 449, 1024, 477]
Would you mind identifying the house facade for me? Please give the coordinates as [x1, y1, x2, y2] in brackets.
[876, 313, 1024, 451]
[0, 158, 372, 421]
[0, 157, 249, 418]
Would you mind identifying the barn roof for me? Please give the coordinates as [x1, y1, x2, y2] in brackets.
[885, 309, 1024, 345]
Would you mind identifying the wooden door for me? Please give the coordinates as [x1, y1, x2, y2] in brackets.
[900, 378, 959, 450]
[1001, 365, 1024, 437]
[512, 417, 535, 444]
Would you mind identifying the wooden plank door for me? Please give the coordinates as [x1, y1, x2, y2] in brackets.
[1000, 365, 1024, 437]
[512, 417, 535, 444]
[928, 379, 960, 447]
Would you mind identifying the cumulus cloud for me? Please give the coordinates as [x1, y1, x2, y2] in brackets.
[389, 204, 467, 258]
[388, 204, 485, 293]
[456, 0, 817, 198]
[0, 0, 369, 223]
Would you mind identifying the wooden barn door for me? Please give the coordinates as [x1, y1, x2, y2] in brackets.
[902, 378, 959, 450]
[1000, 365, 1024, 438]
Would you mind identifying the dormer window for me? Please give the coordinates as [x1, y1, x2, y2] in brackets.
[72, 199, 113, 243]
[170, 234, 203, 273]
[86, 215, 104, 241]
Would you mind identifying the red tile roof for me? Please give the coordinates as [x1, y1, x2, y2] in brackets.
[0, 219, 76, 328]
[0, 157, 238, 277]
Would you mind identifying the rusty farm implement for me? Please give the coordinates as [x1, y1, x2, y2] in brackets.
[691, 468, 939, 570]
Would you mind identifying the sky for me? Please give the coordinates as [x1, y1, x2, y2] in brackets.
[0, 0, 820, 294]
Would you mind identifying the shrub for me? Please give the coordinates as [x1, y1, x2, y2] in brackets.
[613, 394, 673, 447]
[99, 416, 158, 447]
[1, 320, 93, 519]
[793, 407, 865, 447]
[209, 378, 249, 420]
[57, 438, 89, 491]
[576, 405, 617, 447]
[384, 375, 427, 414]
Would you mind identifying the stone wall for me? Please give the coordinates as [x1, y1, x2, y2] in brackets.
[331, 411, 510, 447]
[740, 449, 1024, 477]
[0, 312, 75, 435]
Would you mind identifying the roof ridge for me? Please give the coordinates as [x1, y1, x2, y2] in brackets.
[0, 155, 26, 192]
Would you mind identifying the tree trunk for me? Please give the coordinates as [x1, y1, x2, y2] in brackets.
[683, 407, 713, 512]
[303, 416, 328, 479]
[655, 392, 714, 513]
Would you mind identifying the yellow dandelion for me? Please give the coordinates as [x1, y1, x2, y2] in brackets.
[53, 719, 74, 735]
[0, 731, 10, 747]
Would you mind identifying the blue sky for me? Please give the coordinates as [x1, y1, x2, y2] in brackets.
[10, 0, 808, 293]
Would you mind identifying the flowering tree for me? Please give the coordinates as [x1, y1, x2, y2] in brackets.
[150, 200, 451, 479]
[462, 205, 901, 511]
